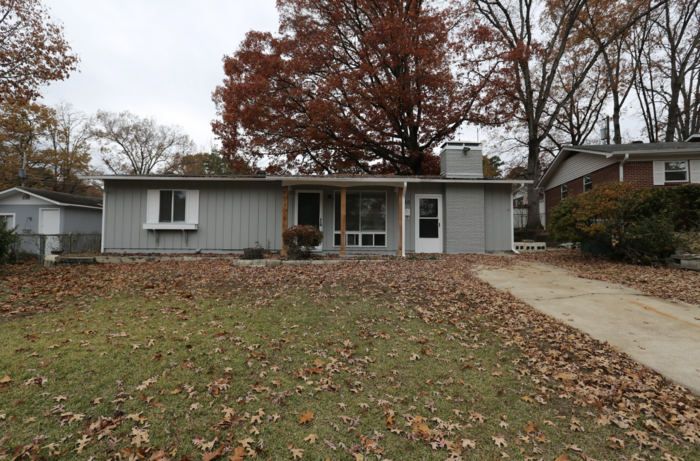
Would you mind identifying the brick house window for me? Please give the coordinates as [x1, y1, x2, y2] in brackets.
[561, 184, 568, 199]
[583, 175, 592, 192]
[665, 162, 687, 181]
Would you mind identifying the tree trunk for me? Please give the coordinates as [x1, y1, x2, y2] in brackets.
[665, 78, 682, 142]
[525, 139, 542, 230]
[612, 90, 623, 144]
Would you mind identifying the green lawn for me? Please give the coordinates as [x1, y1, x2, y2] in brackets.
[0, 258, 698, 460]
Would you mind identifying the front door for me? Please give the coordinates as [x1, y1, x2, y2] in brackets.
[295, 191, 323, 251]
[415, 195, 442, 253]
[40, 208, 61, 254]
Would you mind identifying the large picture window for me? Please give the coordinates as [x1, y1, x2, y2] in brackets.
[333, 191, 387, 247]
[159, 190, 187, 223]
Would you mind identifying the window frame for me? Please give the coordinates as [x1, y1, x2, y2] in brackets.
[332, 190, 388, 248]
[0, 213, 16, 230]
[583, 175, 592, 192]
[158, 189, 188, 223]
[664, 161, 688, 182]
[561, 184, 568, 199]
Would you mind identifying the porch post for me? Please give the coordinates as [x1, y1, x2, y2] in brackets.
[281, 186, 288, 256]
[397, 187, 403, 256]
[340, 187, 346, 256]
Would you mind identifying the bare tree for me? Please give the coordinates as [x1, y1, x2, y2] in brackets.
[469, 0, 666, 228]
[543, 60, 610, 157]
[43, 101, 91, 193]
[91, 110, 195, 175]
[633, 0, 700, 141]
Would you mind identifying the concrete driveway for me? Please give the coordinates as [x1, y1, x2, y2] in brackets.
[477, 261, 700, 395]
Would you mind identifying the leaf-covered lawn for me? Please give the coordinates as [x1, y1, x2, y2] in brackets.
[0, 257, 698, 460]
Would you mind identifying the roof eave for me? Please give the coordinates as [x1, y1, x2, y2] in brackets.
[80, 175, 531, 185]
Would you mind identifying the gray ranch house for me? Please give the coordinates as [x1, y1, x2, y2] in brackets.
[0, 187, 103, 254]
[84, 142, 531, 255]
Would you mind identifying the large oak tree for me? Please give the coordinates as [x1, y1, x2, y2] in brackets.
[212, 0, 504, 175]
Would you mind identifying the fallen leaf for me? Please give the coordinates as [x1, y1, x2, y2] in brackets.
[299, 411, 314, 425]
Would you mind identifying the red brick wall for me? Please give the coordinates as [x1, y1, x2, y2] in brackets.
[544, 162, 620, 224]
[544, 160, 695, 226]
[623, 161, 691, 188]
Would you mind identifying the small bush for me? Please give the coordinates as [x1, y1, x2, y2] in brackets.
[283, 225, 323, 260]
[549, 182, 690, 265]
[0, 223, 18, 265]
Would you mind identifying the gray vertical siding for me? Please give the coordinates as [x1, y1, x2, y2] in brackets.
[444, 184, 485, 254]
[62, 208, 102, 234]
[483, 184, 513, 252]
[103, 180, 283, 253]
[102, 179, 514, 255]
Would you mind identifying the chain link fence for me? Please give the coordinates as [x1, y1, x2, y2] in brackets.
[10, 233, 101, 264]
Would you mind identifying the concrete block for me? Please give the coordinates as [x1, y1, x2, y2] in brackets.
[514, 242, 547, 252]
[43, 254, 59, 267]
[680, 259, 700, 271]
[265, 260, 281, 267]
[282, 260, 311, 265]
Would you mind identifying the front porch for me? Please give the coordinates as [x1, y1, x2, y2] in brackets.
[279, 179, 408, 257]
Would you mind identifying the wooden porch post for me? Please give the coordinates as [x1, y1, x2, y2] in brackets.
[340, 187, 346, 256]
[397, 187, 403, 257]
[281, 186, 288, 256]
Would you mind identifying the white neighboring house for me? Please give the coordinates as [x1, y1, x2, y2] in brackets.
[512, 186, 545, 229]
[0, 187, 103, 254]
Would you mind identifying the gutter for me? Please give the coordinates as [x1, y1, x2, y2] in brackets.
[619, 153, 629, 181]
[511, 185, 521, 255]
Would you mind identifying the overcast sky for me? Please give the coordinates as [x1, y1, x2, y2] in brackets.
[42, 0, 280, 152]
[40, 0, 641, 165]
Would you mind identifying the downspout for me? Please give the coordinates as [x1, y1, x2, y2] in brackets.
[619, 154, 629, 181]
[401, 181, 407, 257]
[100, 188, 106, 253]
[511, 184, 521, 254]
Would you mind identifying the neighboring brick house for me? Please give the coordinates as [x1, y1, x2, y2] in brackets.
[537, 134, 700, 226]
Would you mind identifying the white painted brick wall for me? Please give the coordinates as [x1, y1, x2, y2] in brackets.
[444, 184, 485, 253]
[440, 146, 484, 178]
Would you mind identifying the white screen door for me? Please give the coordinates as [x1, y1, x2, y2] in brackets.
[415, 195, 442, 253]
[295, 191, 323, 251]
[40, 209, 61, 254]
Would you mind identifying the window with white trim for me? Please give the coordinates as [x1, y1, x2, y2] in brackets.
[159, 190, 187, 222]
[0, 214, 15, 230]
[145, 189, 199, 227]
[665, 161, 687, 181]
[561, 184, 568, 199]
[333, 191, 387, 247]
[583, 175, 592, 192]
